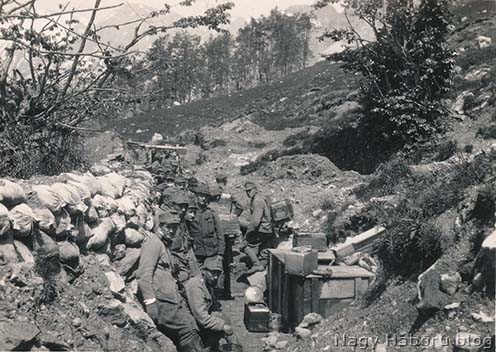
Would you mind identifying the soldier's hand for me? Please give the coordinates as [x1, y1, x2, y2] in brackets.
[223, 324, 233, 336]
[146, 302, 159, 323]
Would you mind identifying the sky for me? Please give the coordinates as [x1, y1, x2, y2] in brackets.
[35, 0, 341, 20]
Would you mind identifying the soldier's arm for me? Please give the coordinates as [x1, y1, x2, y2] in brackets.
[136, 237, 161, 303]
[230, 193, 244, 216]
[248, 197, 264, 233]
[212, 210, 225, 256]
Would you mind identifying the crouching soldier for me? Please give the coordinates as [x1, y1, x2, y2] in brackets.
[136, 211, 203, 352]
[185, 262, 235, 352]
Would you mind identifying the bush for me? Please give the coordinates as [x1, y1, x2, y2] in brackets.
[434, 140, 459, 161]
[477, 124, 496, 139]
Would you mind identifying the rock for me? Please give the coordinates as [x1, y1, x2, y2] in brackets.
[461, 16, 468, 22]
[464, 65, 491, 81]
[98, 299, 127, 327]
[312, 209, 323, 218]
[453, 332, 481, 351]
[476, 36, 492, 49]
[72, 318, 82, 328]
[453, 92, 475, 115]
[471, 310, 495, 323]
[104, 271, 126, 295]
[472, 229, 495, 295]
[275, 340, 289, 349]
[0, 321, 40, 351]
[298, 312, 323, 329]
[150, 133, 163, 144]
[444, 302, 461, 310]
[440, 272, 461, 295]
[294, 327, 312, 339]
[122, 301, 154, 326]
[417, 262, 449, 311]
[0, 234, 19, 264]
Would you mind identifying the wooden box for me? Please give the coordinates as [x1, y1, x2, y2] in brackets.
[285, 250, 318, 277]
[244, 304, 270, 332]
[293, 232, 328, 252]
[218, 214, 241, 235]
[287, 266, 374, 329]
[268, 250, 289, 325]
[270, 200, 293, 223]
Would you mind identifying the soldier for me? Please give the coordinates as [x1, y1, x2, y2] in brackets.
[184, 262, 235, 352]
[242, 181, 274, 274]
[214, 173, 243, 216]
[137, 212, 204, 352]
[189, 183, 225, 281]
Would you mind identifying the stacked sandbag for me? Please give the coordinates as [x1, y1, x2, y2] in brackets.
[0, 164, 157, 286]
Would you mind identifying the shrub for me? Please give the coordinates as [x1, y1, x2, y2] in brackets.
[477, 124, 496, 139]
[434, 140, 459, 161]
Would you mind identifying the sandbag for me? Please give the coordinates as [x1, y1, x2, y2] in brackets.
[29, 185, 66, 214]
[97, 176, 121, 199]
[92, 195, 118, 218]
[0, 179, 26, 207]
[9, 204, 36, 237]
[51, 183, 81, 207]
[67, 181, 92, 203]
[0, 203, 10, 237]
[104, 173, 128, 197]
[116, 196, 136, 218]
[58, 240, 80, 265]
[124, 228, 145, 247]
[87, 218, 115, 251]
[13, 240, 34, 269]
[61, 172, 100, 197]
[32, 231, 61, 277]
[90, 164, 112, 176]
[0, 233, 18, 263]
[110, 213, 126, 233]
[33, 207, 56, 234]
[116, 247, 141, 280]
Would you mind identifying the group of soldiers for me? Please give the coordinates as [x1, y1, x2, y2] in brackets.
[136, 152, 276, 352]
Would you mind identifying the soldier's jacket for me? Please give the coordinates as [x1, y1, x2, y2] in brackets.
[171, 221, 200, 284]
[136, 232, 181, 304]
[189, 207, 225, 258]
[248, 193, 272, 234]
[217, 184, 243, 216]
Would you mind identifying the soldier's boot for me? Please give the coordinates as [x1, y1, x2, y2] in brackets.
[244, 247, 264, 275]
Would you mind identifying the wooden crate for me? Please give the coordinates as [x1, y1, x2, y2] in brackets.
[268, 250, 290, 329]
[244, 304, 270, 332]
[287, 266, 374, 329]
[293, 232, 328, 252]
[218, 214, 241, 235]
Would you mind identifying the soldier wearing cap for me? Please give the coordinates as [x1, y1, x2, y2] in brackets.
[214, 172, 244, 216]
[189, 183, 225, 282]
[242, 181, 274, 274]
[137, 211, 204, 352]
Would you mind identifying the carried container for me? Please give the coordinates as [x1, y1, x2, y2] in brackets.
[218, 213, 241, 236]
[270, 199, 293, 223]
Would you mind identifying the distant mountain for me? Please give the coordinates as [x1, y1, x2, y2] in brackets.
[285, 4, 374, 60]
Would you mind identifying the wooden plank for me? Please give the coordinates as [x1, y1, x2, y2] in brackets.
[126, 141, 188, 155]
[313, 265, 375, 278]
[331, 226, 386, 258]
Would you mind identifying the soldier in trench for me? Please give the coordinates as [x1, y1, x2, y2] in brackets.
[136, 211, 204, 352]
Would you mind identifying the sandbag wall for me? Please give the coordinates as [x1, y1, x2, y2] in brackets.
[0, 164, 157, 278]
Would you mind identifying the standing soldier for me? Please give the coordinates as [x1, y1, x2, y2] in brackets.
[137, 212, 204, 352]
[214, 173, 244, 216]
[242, 181, 274, 274]
[189, 183, 225, 286]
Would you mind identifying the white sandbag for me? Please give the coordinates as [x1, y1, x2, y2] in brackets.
[61, 172, 100, 197]
[116, 196, 136, 218]
[67, 181, 91, 202]
[90, 164, 112, 176]
[9, 204, 35, 237]
[144, 215, 154, 232]
[127, 216, 144, 229]
[92, 195, 118, 218]
[58, 240, 80, 264]
[97, 176, 121, 199]
[104, 173, 128, 197]
[87, 218, 115, 251]
[0, 179, 26, 207]
[52, 183, 86, 215]
[13, 240, 34, 268]
[29, 185, 66, 214]
[124, 228, 145, 247]
[33, 207, 56, 234]
[110, 213, 126, 233]
[0, 203, 11, 237]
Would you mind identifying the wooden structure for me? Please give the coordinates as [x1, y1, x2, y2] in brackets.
[268, 249, 374, 331]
